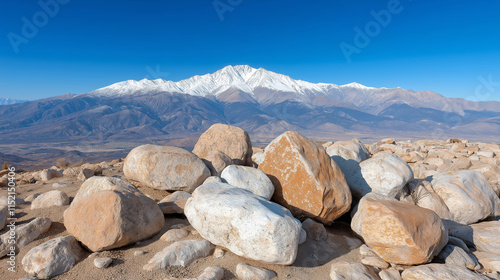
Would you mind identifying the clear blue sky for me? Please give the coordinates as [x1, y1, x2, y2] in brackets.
[1, 0, 500, 101]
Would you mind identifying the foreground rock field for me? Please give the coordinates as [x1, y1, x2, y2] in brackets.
[1, 123, 500, 280]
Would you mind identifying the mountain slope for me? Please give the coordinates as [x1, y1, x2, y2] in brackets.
[1, 65, 499, 149]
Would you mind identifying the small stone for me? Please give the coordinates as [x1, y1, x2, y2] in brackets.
[361, 256, 389, 269]
[160, 229, 190, 242]
[158, 191, 192, 214]
[214, 248, 225, 258]
[401, 263, 490, 280]
[52, 182, 68, 188]
[330, 262, 380, 280]
[143, 240, 211, 270]
[378, 268, 401, 280]
[134, 250, 146, 256]
[94, 257, 112, 269]
[236, 263, 277, 280]
[22, 236, 85, 279]
[31, 190, 69, 210]
[0, 217, 52, 257]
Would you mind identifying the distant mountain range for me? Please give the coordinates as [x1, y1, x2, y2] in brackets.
[0, 98, 26, 105]
[1, 65, 500, 168]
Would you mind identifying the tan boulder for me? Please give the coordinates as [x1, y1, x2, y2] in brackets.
[64, 177, 164, 252]
[123, 144, 210, 192]
[258, 131, 351, 224]
[351, 193, 447, 265]
[193, 123, 253, 166]
[200, 151, 232, 176]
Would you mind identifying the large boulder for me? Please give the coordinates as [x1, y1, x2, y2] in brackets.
[0, 217, 51, 257]
[185, 183, 302, 265]
[258, 131, 351, 224]
[123, 144, 210, 192]
[401, 263, 490, 280]
[430, 171, 500, 225]
[413, 181, 453, 220]
[64, 176, 164, 252]
[325, 139, 370, 176]
[448, 221, 500, 254]
[221, 165, 274, 200]
[201, 151, 233, 176]
[22, 236, 85, 279]
[351, 193, 447, 265]
[192, 124, 253, 166]
[345, 153, 414, 199]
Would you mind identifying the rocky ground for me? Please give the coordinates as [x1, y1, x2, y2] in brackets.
[1, 124, 500, 280]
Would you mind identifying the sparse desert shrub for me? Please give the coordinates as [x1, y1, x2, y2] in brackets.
[2, 161, 7, 170]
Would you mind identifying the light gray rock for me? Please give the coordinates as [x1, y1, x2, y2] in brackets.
[185, 183, 301, 265]
[52, 182, 68, 188]
[378, 268, 401, 280]
[158, 191, 192, 214]
[221, 165, 274, 200]
[94, 257, 112, 269]
[430, 171, 500, 224]
[38, 169, 61, 181]
[436, 244, 480, 270]
[0, 217, 52, 257]
[22, 236, 85, 279]
[160, 229, 190, 242]
[124, 144, 210, 192]
[474, 251, 500, 272]
[413, 181, 453, 220]
[448, 221, 500, 254]
[326, 139, 370, 177]
[330, 262, 381, 280]
[184, 266, 225, 280]
[25, 193, 41, 202]
[213, 248, 225, 258]
[31, 190, 69, 210]
[401, 263, 490, 280]
[236, 263, 277, 280]
[361, 256, 389, 269]
[143, 240, 211, 270]
[345, 153, 413, 199]
[203, 176, 222, 184]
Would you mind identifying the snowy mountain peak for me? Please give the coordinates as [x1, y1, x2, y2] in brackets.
[89, 65, 380, 97]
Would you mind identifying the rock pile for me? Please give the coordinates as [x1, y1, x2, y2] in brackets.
[3, 124, 500, 279]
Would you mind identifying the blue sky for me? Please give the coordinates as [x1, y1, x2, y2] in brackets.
[1, 0, 500, 101]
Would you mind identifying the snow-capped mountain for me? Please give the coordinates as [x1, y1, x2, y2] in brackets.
[0, 98, 26, 105]
[89, 65, 499, 115]
[1, 65, 500, 154]
[90, 65, 365, 97]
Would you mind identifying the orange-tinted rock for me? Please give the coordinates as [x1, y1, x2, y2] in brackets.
[193, 124, 253, 166]
[351, 193, 448, 265]
[64, 177, 164, 252]
[258, 131, 351, 224]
